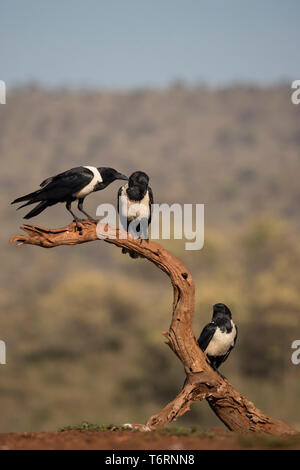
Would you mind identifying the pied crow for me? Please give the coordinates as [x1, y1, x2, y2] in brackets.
[182, 303, 237, 388]
[12, 166, 128, 222]
[198, 303, 238, 371]
[117, 171, 153, 259]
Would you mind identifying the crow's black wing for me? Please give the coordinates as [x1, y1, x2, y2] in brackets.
[197, 323, 216, 352]
[40, 167, 92, 188]
[148, 186, 154, 224]
[38, 167, 94, 200]
[13, 167, 94, 204]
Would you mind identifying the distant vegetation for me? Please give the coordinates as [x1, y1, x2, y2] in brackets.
[0, 84, 300, 432]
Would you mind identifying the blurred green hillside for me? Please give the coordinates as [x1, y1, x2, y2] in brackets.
[0, 84, 300, 432]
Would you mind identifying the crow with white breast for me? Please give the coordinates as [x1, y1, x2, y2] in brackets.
[183, 303, 237, 387]
[117, 171, 153, 259]
[198, 303, 238, 372]
[12, 166, 128, 223]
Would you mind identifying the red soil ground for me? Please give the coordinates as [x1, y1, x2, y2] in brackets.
[0, 428, 299, 450]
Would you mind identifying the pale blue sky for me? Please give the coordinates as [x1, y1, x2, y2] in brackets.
[1, 0, 299, 88]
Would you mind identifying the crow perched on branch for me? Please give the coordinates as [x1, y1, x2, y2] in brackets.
[12, 166, 128, 222]
[198, 303, 238, 371]
[117, 171, 153, 259]
[182, 303, 237, 387]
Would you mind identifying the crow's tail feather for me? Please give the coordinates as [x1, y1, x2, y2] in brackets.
[23, 201, 49, 219]
[17, 199, 37, 210]
[11, 189, 42, 205]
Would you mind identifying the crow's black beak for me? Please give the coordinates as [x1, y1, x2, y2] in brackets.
[116, 173, 128, 180]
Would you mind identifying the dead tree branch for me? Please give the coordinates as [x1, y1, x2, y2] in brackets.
[10, 221, 297, 435]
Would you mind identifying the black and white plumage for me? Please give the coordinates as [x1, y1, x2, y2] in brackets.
[11, 166, 128, 222]
[198, 303, 238, 371]
[117, 171, 153, 259]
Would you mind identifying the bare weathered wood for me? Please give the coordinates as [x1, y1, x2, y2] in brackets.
[10, 220, 297, 435]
